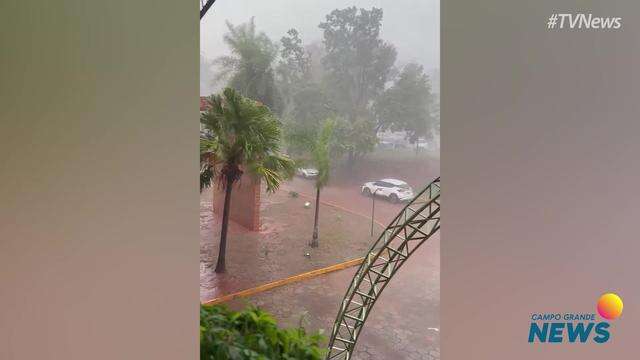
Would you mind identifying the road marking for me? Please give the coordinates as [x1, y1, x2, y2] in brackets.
[283, 184, 386, 227]
[202, 257, 365, 306]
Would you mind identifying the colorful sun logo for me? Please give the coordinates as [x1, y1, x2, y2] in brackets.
[597, 293, 623, 320]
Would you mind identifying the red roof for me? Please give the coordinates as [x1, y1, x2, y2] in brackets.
[200, 96, 209, 111]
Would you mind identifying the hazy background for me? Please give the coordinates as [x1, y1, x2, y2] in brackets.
[200, 0, 439, 95]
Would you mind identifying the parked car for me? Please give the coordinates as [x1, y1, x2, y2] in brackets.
[361, 178, 415, 203]
[377, 141, 395, 150]
[297, 168, 319, 179]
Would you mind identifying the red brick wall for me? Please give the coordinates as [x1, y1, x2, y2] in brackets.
[212, 175, 261, 231]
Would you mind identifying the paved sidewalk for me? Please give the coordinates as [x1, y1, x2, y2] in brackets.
[200, 186, 384, 302]
[200, 152, 441, 359]
[228, 236, 441, 360]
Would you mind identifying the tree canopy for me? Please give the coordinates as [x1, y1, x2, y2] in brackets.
[277, 29, 311, 114]
[374, 63, 435, 143]
[319, 7, 397, 161]
[200, 88, 294, 192]
[319, 7, 396, 117]
[214, 19, 282, 113]
[206, 7, 439, 172]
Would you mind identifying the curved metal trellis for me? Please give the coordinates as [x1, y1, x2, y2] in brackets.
[326, 177, 440, 359]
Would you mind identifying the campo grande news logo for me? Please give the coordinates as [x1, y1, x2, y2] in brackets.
[528, 293, 623, 344]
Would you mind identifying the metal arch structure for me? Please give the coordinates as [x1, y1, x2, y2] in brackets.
[326, 177, 440, 359]
[200, 0, 217, 20]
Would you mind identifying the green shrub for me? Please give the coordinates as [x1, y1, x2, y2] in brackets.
[289, 191, 300, 198]
[200, 305, 326, 360]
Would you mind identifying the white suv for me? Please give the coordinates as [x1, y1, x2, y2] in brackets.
[296, 168, 319, 179]
[361, 178, 415, 203]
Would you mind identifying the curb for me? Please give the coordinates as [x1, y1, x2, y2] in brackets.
[202, 257, 365, 306]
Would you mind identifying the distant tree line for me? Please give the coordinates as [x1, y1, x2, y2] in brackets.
[200, 7, 440, 269]
[208, 6, 439, 166]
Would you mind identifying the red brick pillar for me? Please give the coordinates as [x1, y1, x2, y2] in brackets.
[213, 175, 261, 231]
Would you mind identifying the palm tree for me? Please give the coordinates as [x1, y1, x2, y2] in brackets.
[214, 18, 282, 114]
[201, 88, 295, 273]
[200, 136, 217, 192]
[310, 119, 335, 248]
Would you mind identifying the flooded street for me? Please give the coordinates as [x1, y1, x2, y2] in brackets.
[200, 154, 440, 358]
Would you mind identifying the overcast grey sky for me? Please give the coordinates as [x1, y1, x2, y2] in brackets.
[200, 0, 439, 71]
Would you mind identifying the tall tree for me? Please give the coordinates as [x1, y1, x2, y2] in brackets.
[276, 29, 311, 116]
[331, 116, 377, 161]
[319, 7, 397, 162]
[305, 41, 327, 84]
[276, 29, 334, 157]
[214, 19, 282, 113]
[374, 63, 435, 146]
[310, 119, 335, 248]
[201, 88, 295, 273]
[283, 84, 334, 157]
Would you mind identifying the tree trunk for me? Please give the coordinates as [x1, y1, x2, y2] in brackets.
[310, 186, 321, 247]
[215, 177, 234, 273]
[347, 149, 355, 168]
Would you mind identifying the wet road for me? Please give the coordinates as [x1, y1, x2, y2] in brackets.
[282, 176, 409, 226]
[202, 153, 441, 358]
[231, 234, 441, 360]
[261, 175, 441, 359]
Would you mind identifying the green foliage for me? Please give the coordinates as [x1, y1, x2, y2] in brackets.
[214, 19, 282, 113]
[200, 305, 326, 360]
[312, 119, 335, 189]
[374, 63, 435, 143]
[318, 7, 397, 161]
[201, 88, 294, 272]
[200, 88, 295, 192]
[277, 29, 311, 114]
[200, 137, 218, 192]
[332, 116, 377, 160]
[279, 29, 310, 78]
[283, 83, 333, 157]
[276, 29, 334, 158]
[319, 7, 397, 112]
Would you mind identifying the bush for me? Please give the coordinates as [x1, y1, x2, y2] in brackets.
[289, 191, 299, 198]
[200, 305, 326, 360]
